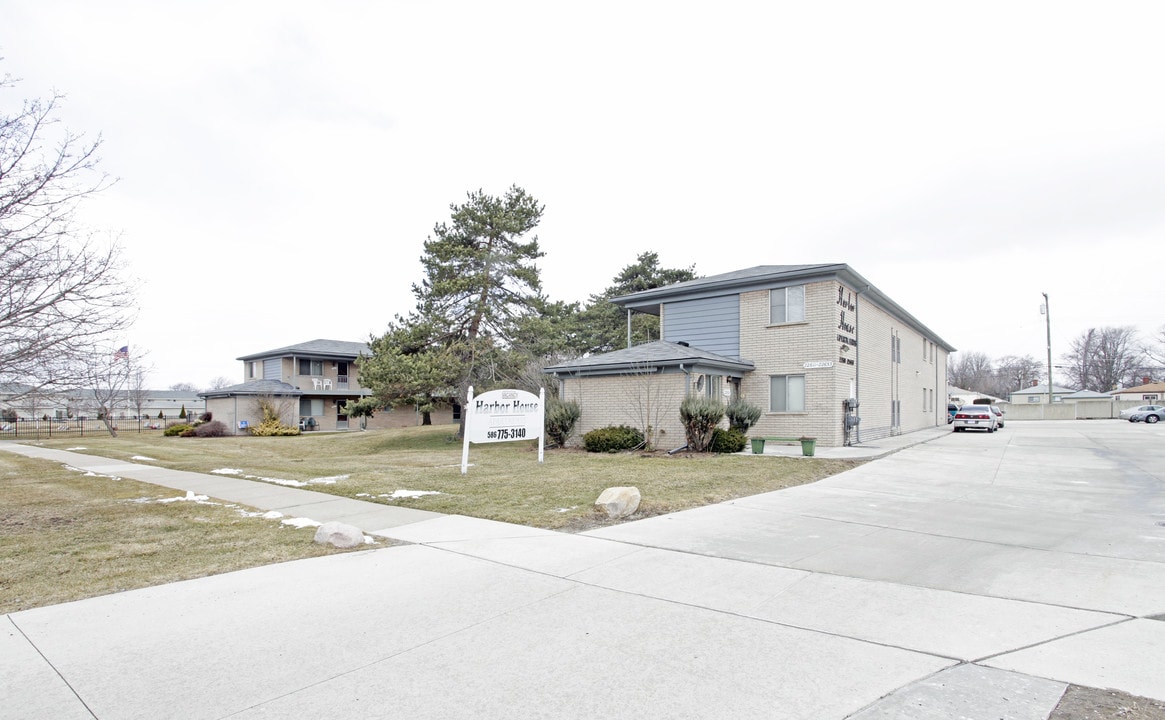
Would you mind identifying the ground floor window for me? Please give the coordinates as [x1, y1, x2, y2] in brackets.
[770, 375, 805, 412]
[300, 398, 324, 416]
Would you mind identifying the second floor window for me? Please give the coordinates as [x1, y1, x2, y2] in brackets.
[298, 359, 323, 376]
[770, 285, 805, 324]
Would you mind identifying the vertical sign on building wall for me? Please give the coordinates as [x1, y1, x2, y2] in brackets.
[837, 284, 857, 365]
[460, 387, 545, 475]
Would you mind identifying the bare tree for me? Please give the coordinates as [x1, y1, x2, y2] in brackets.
[1, 72, 135, 399]
[989, 355, 1044, 398]
[1141, 325, 1165, 379]
[947, 351, 994, 392]
[127, 367, 149, 419]
[206, 376, 233, 390]
[169, 382, 201, 393]
[84, 345, 134, 436]
[621, 363, 679, 451]
[1062, 326, 1143, 392]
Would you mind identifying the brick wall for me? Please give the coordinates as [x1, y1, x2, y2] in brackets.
[560, 372, 688, 449]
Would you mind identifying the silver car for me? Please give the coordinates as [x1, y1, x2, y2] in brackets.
[1129, 408, 1164, 424]
[952, 405, 998, 432]
[1120, 404, 1165, 420]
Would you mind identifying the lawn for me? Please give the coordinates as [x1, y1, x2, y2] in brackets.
[28, 425, 864, 531]
[2, 426, 862, 612]
[0, 451, 363, 615]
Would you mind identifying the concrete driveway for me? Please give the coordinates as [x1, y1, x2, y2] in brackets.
[3, 420, 1163, 719]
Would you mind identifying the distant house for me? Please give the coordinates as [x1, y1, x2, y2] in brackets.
[1110, 381, 1165, 403]
[1008, 383, 1076, 404]
[546, 264, 953, 448]
[947, 385, 1004, 407]
[0, 383, 203, 421]
[200, 339, 458, 434]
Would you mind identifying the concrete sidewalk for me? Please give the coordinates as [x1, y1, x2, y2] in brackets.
[3, 421, 1163, 719]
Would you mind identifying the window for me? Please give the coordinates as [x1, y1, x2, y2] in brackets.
[770, 375, 805, 412]
[298, 359, 323, 376]
[769, 285, 805, 324]
[299, 398, 324, 416]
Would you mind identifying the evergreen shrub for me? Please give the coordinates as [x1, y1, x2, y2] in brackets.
[164, 423, 192, 437]
[725, 398, 762, 432]
[679, 396, 725, 452]
[545, 398, 581, 447]
[709, 427, 747, 453]
[583, 425, 644, 453]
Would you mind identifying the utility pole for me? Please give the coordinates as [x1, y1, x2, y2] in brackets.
[1041, 292, 1053, 405]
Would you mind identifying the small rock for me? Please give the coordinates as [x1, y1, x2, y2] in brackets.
[313, 521, 365, 548]
[595, 487, 641, 519]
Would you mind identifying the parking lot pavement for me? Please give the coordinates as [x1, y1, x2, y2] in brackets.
[3, 420, 1163, 718]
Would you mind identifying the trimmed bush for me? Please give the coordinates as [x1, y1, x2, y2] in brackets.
[583, 425, 644, 453]
[709, 427, 748, 454]
[679, 396, 725, 452]
[249, 418, 301, 436]
[725, 398, 762, 433]
[192, 420, 227, 437]
[545, 398, 581, 447]
[164, 423, 193, 437]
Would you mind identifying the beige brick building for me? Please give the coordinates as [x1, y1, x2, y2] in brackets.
[546, 265, 953, 448]
[201, 339, 458, 434]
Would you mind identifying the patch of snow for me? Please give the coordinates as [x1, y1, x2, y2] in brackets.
[387, 489, 441, 499]
[555, 506, 578, 513]
[259, 477, 309, 487]
[131, 455, 156, 461]
[281, 517, 321, 529]
[211, 468, 243, 475]
[158, 491, 212, 504]
[355, 492, 371, 497]
[309, 474, 349, 484]
[66, 447, 86, 451]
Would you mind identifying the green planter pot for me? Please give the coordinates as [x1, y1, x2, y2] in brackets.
[750, 438, 765, 454]
[800, 438, 816, 456]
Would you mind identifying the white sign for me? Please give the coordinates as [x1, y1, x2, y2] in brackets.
[461, 387, 544, 474]
[803, 361, 835, 369]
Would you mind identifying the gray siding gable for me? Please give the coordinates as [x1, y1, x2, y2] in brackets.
[663, 295, 740, 358]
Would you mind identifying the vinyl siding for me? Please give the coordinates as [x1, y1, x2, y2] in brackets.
[662, 295, 740, 358]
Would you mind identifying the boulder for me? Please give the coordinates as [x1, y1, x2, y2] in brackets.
[313, 521, 365, 548]
[594, 486, 641, 519]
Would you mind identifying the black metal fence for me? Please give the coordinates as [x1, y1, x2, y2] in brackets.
[0, 417, 164, 439]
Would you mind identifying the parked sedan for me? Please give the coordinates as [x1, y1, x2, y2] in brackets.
[990, 405, 1005, 428]
[952, 405, 998, 432]
[1119, 404, 1165, 420]
[1129, 408, 1164, 424]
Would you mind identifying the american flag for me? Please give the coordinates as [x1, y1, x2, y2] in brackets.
[114, 346, 129, 360]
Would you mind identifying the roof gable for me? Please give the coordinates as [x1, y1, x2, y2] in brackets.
[238, 339, 370, 362]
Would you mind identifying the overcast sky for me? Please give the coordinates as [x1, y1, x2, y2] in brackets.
[5, 1, 1163, 388]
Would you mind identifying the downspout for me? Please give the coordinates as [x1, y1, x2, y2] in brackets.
[626, 309, 633, 349]
[854, 285, 867, 445]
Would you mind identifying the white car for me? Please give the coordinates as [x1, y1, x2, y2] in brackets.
[1120, 404, 1165, 420]
[952, 405, 998, 433]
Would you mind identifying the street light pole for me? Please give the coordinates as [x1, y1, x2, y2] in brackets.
[1042, 292, 1052, 405]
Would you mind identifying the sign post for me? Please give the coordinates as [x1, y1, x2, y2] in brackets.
[460, 386, 545, 475]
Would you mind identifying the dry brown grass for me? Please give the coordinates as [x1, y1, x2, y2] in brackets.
[3, 426, 861, 612]
[28, 425, 863, 531]
[0, 452, 365, 614]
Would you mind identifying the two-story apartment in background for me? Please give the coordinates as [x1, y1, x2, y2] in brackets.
[545, 264, 953, 448]
[200, 339, 456, 434]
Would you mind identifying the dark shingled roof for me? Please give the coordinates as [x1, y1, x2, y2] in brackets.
[237, 339, 370, 362]
[199, 379, 303, 399]
[544, 341, 754, 377]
